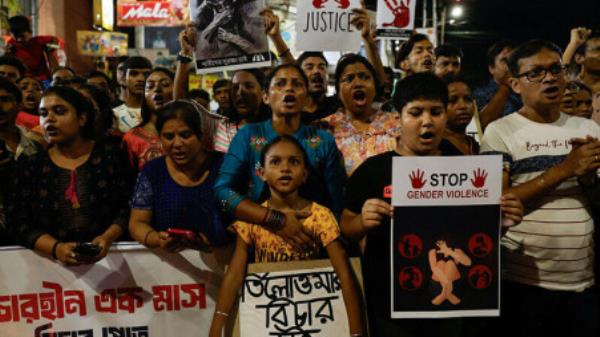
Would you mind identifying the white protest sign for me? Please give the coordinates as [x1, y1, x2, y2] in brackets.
[0, 243, 231, 337]
[236, 259, 362, 337]
[390, 156, 502, 319]
[295, 0, 363, 52]
[376, 0, 417, 39]
[392, 155, 502, 207]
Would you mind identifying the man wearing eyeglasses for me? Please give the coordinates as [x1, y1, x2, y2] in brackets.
[481, 39, 599, 337]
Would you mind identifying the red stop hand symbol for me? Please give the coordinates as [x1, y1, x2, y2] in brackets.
[471, 168, 488, 188]
[335, 0, 350, 9]
[409, 169, 427, 189]
[383, 0, 411, 28]
[312, 0, 328, 8]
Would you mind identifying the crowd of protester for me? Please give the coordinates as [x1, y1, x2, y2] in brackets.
[0, 9, 599, 337]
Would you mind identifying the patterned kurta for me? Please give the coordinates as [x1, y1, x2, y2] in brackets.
[320, 109, 400, 176]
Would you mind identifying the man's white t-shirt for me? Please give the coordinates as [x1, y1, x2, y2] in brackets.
[481, 112, 600, 292]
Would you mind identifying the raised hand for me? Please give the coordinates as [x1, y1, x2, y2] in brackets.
[569, 27, 591, 47]
[260, 8, 281, 37]
[350, 7, 371, 39]
[178, 24, 197, 55]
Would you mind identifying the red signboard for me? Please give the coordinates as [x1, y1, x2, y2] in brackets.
[117, 0, 189, 27]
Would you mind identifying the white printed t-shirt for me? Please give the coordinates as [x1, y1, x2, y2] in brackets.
[481, 112, 600, 292]
[113, 104, 142, 133]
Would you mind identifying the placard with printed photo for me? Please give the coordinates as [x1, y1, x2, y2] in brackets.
[191, 0, 271, 74]
[390, 155, 502, 318]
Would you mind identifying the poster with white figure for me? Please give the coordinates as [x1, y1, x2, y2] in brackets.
[295, 0, 363, 52]
[390, 156, 502, 318]
[191, 0, 271, 74]
[376, 0, 417, 39]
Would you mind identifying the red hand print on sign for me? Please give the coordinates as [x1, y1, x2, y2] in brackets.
[383, 0, 411, 28]
[335, 0, 351, 9]
[313, 0, 328, 8]
[471, 168, 488, 188]
[409, 169, 427, 189]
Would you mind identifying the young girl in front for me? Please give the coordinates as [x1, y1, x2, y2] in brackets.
[209, 135, 366, 337]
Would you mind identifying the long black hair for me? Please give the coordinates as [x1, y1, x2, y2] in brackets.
[42, 86, 96, 140]
[156, 99, 217, 150]
[140, 67, 174, 127]
[224, 68, 270, 124]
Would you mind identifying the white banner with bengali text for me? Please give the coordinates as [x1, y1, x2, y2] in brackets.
[0, 243, 232, 337]
[235, 259, 363, 337]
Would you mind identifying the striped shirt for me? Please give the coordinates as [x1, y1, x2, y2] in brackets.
[481, 112, 600, 292]
[213, 118, 240, 153]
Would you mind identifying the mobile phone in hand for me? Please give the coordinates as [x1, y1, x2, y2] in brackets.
[166, 228, 196, 239]
[74, 242, 102, 258]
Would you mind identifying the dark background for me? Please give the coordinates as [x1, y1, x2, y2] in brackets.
[392, 205, 500, 312]
[365, 0, 600, 84]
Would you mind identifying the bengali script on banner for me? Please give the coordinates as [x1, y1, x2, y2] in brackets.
[235, 259, 363, 337]
[0, 243, 231, 337]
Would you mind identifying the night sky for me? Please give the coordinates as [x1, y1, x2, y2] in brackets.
[366, 0, 600, 83]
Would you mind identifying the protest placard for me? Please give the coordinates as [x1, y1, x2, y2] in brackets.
[390, 155, 502, 318]
[376, 0, 417, 39]
[0, 243, 231, 337]
[295, 0, 362, 52]
[234, 259, 363, 337]
[191, 0, 271, 74]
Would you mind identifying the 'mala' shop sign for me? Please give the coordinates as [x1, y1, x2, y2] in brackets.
[117, 0, 189, 26]
[296, 0, 362, 52]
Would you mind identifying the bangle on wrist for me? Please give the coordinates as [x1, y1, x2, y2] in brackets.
[215, 310, 229, 317]
[260, 208, 270, 226]
[51, 241, 60, 260]
[144, 230, 157, 246]
[177, 51, 193, 64]
[264, 209, 286, 231]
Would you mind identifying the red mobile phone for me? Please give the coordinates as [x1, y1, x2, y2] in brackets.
[166, 228, 195, 238]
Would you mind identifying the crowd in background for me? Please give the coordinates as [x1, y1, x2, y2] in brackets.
[0, 9, 599, 337]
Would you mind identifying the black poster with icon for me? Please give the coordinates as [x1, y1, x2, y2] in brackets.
[390, 156, 502, 318]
